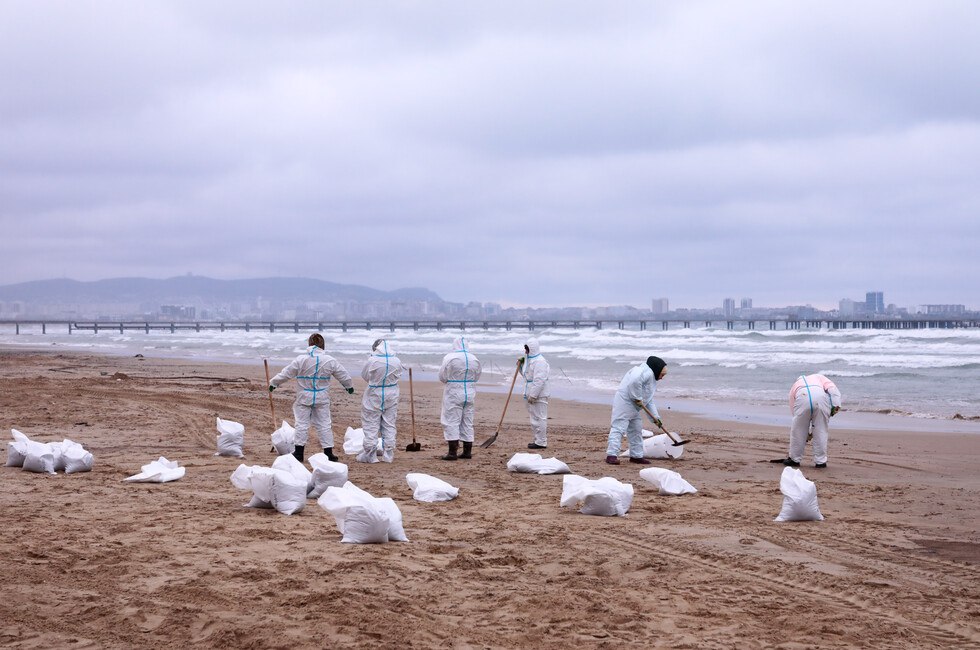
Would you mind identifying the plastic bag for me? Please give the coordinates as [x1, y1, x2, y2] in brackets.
[61, 440, 94, 474]
[506, 453, 571, 475]
[22, 442, 57, 474]
[215, 417, 245, 458]
[774, 467, 824, 522]
[124, 457, 185, 483]
[560, 475, 633, 517]
[406, 473, 459, 502]
[230, 464, 306, 515]
[5, 429, 31, 467]
[271, 453, 313, 495]
[308, 453, 349, 499]
[639, 467, 697, 495]
[642, 433, 685, 459]
[317, 481, 408, 543]
[343, 426, 382, 456]
[270, 420, 296, 456]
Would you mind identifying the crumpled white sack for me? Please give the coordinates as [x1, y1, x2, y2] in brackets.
[215, 417, 245, 458]
[307, 453, 349, 499]
[642, 434, 685, 459]
[270, 420, 296, 456]
[406, 472, 459, 502]
[641, 428, 656, 439]
[639, 467, 697, 495]
[22, 442, 57, 474]
[342, 426, 382, 456]
[230, 464, 306, 515]
[6, 429, 30, 467]
[271, 453, 313, 495]
[560, 475, 634, 517]
[506, 452, 571, 475]
[774, 467, 824, 522]
[124, 457, 185, 483]
[317, 481, 408, 543]
[61, 440, 94, 474]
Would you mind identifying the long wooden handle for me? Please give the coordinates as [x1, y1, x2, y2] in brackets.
[495, 360, 521, 431]
[264, 359, 276, 428]
[637, 402, 680, 443]
[409, 367, 417, 443]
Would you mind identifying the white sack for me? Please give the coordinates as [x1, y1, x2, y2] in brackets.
[271, 453, 313, 495]
[6, 429, 31, 467]
[307, 453, 349, 499]
[774, 467, 824, 522]
[406, 473, 459, 502]
[641, 428, 655, 439]
[342, 426, 382, 456]
[61, 440, 94, 474]
[317, 481, 408, 543]
[642, 434, 685, 459]
[22, 442, 57, 474]
[215, 417, 245, 458]
[560, 474, 633, 517]
[639, 467, 697, 495]
[230, 464, 306, 515]
[506, 452, 571, 475]
[270, 420, 296, 456]
[124, 457, 185, 483]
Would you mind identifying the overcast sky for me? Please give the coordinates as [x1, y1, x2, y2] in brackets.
[2, 1, 978, 309]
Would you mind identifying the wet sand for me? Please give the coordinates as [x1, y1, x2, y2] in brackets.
[1, 350, 979, 649]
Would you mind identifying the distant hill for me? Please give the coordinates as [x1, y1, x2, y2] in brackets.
[0, 276, 443, 304]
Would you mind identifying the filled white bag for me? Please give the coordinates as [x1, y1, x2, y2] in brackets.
[270, 420, 296, 455]
[406, 472, 459, 502]
[307, 453, 349, 499]
[317, 481, 408, 543]
[61, 440, 94, 474]
[215, 417, 245, 458]
[272, 453, 314, 495]
[342, 426, 382, 456]
[22, 442, 57, 474]
[639, 467, 697, 495]
[642, 434, 685, 460]
[506, 453, 571, 475]
[124, 457, 185, 483]
[230, 464, 306, 515]
[774, 467, 824, 522]
[560, 474, 633, 517]
[641, 428, 656, 439]
[6, 429, 32, 467]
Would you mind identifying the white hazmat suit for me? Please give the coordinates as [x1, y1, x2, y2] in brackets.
[439, 336, 482, 443]
[270, 346, 353, 450]
[606, 363, 662, 459]
[521, 337, 551, 447]
[788, 374, 841, 466]
[357, 339, 403, 464]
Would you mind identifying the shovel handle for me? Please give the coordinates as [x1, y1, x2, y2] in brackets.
[495, 360, 522, 432]
[637, 402, 682, 444]
[264, 359, 276, 428]
[409, 367, 417, 444]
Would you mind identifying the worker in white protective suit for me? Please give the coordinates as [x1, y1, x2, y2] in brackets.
[356, 338, 403, 464]
[438, 336, 482, 460]
[269, 333, 354, 463]
[519, 337, 551, 449]
[780, 373, 841, 469]
[605, 356, 668, 465]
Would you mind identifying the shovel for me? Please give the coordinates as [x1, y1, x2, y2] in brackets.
[637, 402, 689, 446]
[405, 367, 421, 452]
[479, 359, 521, 448]
[265, 359, 278, 452]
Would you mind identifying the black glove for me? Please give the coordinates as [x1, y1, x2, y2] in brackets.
[346, 386, 355, 395]
[268, 385, 276, 392]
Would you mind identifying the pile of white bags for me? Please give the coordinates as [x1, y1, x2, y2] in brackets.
[123, 457, 185, 483]
[230, 463, 307, 515]
[271, 453, 313, 495]
[6, 429, 94, 475]
[308, 453, 349, 499]
[559, 475, 634, 517]
[639, 467, 697, 495]
[506, 453, 571, 475]
[774, 467, 824, 522]
[318, 482, 408, 543]
[270, 420, 296, 455]
[642, 433, 685, 459]
[215, 417, 245, 458]
[406, 473, 459, 502]
[342, 426, 381, 456]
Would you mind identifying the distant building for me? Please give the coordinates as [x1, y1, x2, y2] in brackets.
[740, 298, 752, 310]
[160, 305, 195, 320]
[916, 304, 966, 315]
[651, 298, 669, 314]
[723, 298, 736, 318]
[865, 291, 884, 314]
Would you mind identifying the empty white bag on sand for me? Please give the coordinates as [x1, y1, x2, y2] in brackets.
[272, 453, 313, 495]
[406, 473, 459, 502]
[230, 464, 307, 515]
[215, 417, 245, 458]
[61, 440, 94, 474]
[639, 467, 697, 495]
[6, 429, 31, 467]
[318, 481, 408, 543]
[124, 457, 185, 483]
[307, 453, 349, 499]
[270, 420, 296, 455]
[506, 453, 571, 475]
[774, 467, 824, 522]
[642, 434, 685, 460]
[560, 475, 634, 517]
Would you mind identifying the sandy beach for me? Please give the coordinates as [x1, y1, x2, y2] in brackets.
[1, 349, 979, 649]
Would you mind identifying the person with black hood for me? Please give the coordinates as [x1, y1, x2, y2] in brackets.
[605, 356, 668, 465]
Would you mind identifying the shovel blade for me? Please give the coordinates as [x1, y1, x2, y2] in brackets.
[479, 431, 499, 448]
[671, 440, 689, 446]
[405, 442, 422, 452]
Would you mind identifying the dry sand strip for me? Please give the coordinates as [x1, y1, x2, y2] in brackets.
[1, 350, 979, 649]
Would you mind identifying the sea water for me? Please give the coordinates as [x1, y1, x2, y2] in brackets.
[3, 325, 979, 426]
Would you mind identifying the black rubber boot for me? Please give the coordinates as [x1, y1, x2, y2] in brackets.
[292, 445, 305, 462]
[324, 447, 338, 462]
[459, 441, 473, 459]
[441, 440, 459, 461]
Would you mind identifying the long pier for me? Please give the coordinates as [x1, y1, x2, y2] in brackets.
[1, 318, 978, 334]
